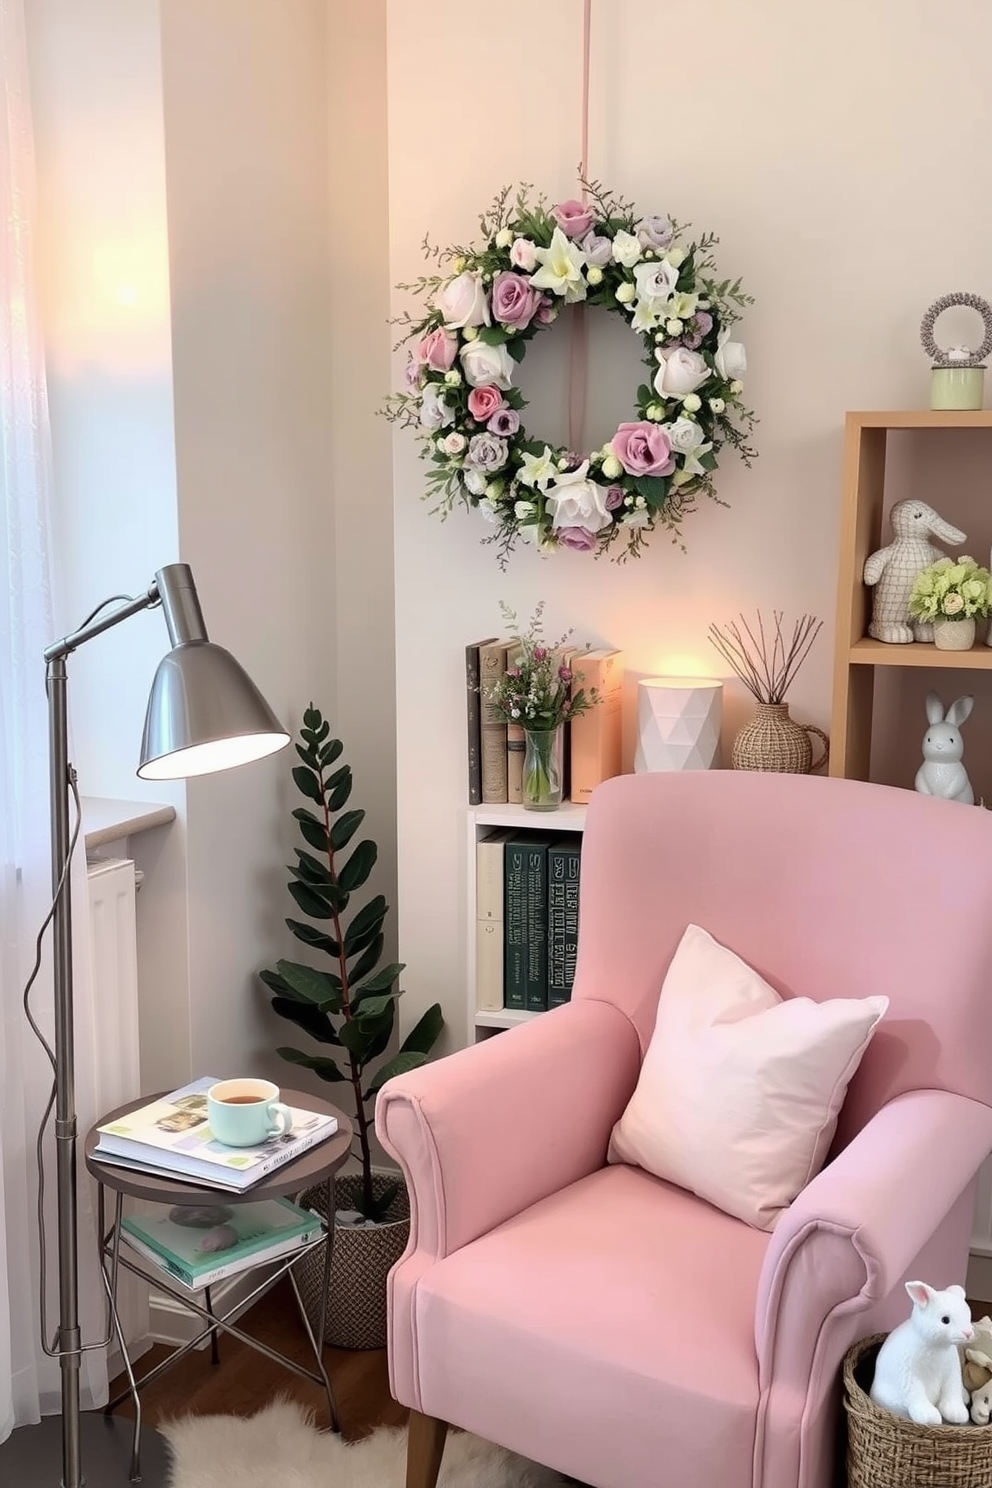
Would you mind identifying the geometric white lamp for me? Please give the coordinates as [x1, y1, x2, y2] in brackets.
[633, 676, 724, 772]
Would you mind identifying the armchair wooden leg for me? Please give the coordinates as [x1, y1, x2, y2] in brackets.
[406, 1410, 448, 1488]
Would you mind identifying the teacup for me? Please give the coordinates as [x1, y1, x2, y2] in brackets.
[207, 1078, 293, 1148]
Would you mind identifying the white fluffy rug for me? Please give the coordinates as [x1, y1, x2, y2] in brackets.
[162, 1399, 569, 1488]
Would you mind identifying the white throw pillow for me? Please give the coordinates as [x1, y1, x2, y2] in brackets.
[607, 923, 888, 1230]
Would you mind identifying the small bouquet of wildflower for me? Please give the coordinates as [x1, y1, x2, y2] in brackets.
[483, 601, 601, 730]
[909, 555, 992, 623]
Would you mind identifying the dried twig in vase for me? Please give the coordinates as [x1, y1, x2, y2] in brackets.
[708, 611, 823, 704]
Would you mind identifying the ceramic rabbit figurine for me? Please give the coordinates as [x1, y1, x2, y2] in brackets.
[915, 693, 974, 804]
[870, 1280, 974, 1425]
[864, 499, 966, 643]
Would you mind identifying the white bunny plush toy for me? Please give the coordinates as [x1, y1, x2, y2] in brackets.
[914, 693, 975, 806]
[870, 1281, 974, 1425]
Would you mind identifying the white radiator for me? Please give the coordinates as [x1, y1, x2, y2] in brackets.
[85, 857, 149, 1362]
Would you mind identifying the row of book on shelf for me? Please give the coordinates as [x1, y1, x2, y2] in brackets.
[476, 829, 582, 1012]
[92, 1075, 339, 1291]
[465, 637, 625, 805]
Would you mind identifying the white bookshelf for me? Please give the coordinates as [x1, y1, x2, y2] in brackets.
[466, 802, 587, 1041]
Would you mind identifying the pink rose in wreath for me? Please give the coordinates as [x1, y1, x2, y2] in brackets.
[467, 385, 506, 422]
[610, 421, 676, 478]
[417, 327, 458, 372]
[552, 199, 595, 239]
[556, 526, 599, 552]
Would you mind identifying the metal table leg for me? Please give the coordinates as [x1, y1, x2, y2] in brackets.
[203, 1285, 221, 1366]
[98, 1186, 144, 1482]
[288, 1176, 339, 1431]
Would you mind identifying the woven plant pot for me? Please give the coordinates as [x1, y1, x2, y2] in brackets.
[296, 1172, 410, 1351]
[844, 1333, 992, 1488]
[731, 701, 829, 774]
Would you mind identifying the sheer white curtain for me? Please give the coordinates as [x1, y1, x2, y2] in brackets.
[1, 0, 118, 1439]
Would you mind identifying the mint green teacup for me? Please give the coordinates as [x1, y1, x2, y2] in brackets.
[207, 1078, 292, 1148]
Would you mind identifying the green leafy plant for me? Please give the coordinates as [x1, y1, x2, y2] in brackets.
[910, 556, 992, 624]
[260, 704, 443, 1222]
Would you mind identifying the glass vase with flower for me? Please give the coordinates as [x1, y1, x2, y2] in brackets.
[483, 602, 601, 810]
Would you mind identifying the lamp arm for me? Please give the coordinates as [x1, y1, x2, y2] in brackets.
[44, 581, 160, 664]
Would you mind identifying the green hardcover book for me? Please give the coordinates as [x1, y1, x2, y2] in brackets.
[503, 837, 529, 1009]
[548, 836, 582, 1007]
[120, 1196, 321, 1290]
[524, 833, 559, 1012]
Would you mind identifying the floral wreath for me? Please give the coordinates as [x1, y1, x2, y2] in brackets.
[384, 180, 756, 563]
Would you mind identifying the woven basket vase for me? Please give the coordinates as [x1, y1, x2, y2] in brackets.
[296, 1172, 410, 1351]
[844, 1333, 992, 1488]
[731, 701, 829, 773]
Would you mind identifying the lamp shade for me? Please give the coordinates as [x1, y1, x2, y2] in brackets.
[138, 640, 289, 780]
[634, 676, 723, 773]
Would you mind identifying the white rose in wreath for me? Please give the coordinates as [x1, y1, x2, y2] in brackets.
[633, 260, 679, 305]
[653, 348, 710, 400]
[459, 340, 515, 389]
[543, 462, 613, 534]
[714, 328, 747, 381]
[462, 465, 489, 496]
[439, 270, 491, 330]
[419, 383, 455, 429]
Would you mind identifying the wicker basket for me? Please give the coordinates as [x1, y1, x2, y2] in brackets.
[844, 1333, 992, 1488]
[295, 1172, 410, 1351]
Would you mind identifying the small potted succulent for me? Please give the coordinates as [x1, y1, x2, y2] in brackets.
[260, 704, 443, 1349]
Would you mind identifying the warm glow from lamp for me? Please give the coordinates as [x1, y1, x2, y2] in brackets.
[634, 676, 724, 773]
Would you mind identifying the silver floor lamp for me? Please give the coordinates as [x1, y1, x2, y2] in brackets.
[0, 562, 289, 1488]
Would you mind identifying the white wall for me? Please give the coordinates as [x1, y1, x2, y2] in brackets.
[386, 0, 992, 1048]
[25, 0, 191, 1091]
[159, 0, 337, 1084]
[325, 2, 400, 1026]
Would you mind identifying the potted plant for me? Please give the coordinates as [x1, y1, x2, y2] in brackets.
[260, 704, 443, 1349]
[909, 555, 992, 651]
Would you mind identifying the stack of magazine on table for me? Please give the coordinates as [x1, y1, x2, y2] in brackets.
[93, 1075, 339, 1191]
[93, 1075, 339, 1290]
[121, 1196, 324, 1291]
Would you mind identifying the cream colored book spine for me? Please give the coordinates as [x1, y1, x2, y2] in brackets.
[475, 830, 510, 1012]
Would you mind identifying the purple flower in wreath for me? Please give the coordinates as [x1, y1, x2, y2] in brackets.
[492, 271, 540, 330]
[636, 215, 674, 251]
[467, 432, 508, 472]
[604, 484, 625, 511]
[556, 526, 598, 552]
[683, 310, 714, 350]
[488, 407, 520, 437]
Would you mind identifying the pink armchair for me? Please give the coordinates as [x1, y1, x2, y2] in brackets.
[376, 772, 992, 1488]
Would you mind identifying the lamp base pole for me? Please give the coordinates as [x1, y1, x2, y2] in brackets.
[0, 1413, 171, 1486]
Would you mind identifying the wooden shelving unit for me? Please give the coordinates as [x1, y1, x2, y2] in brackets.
[830, 410, 992, 780]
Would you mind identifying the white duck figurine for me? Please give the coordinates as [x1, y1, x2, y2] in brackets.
[863, 499, 966, 643]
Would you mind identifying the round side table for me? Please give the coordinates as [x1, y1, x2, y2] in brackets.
[85, 1089, 352, 1482]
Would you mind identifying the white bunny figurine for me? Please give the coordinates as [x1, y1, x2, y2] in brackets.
[863, 499, 967, 643]
[870, 1280, 974, 1425]
[915, 693, 975, 805]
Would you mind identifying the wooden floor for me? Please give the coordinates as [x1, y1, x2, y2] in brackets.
[105, 1278, 406, 1443]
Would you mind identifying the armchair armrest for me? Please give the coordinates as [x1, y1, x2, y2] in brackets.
[755, 1088, 992, 1374]
[376, 997, 640, 1259]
